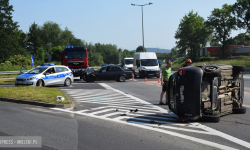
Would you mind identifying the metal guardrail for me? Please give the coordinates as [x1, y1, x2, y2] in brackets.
[0, 71, 20, 74]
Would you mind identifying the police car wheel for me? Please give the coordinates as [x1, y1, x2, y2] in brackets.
[37, 80, 43, 87]
[64, 78, 71, 86]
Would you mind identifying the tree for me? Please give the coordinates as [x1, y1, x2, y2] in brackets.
[233, 0, 250, 35]
[26, 22, 43, 56]
[89, 53, 104, 66]
[228, 33, 250, 46]
[208, 33, 220, 46]
[0, 0, 25, 63]
[169, 47, 178, 58]
[136, 46, 146, 52]
[206, 4, 237, 59]
[175, 11, 211, 61]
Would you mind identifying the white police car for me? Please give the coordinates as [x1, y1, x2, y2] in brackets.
[15, 63, 74, 87]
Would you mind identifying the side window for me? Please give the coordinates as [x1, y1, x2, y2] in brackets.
[101, 67, 107, 72]
[110, 67, 117, 72]
[55, 67, 63, 73]
[106, 67, 111, 72]
[117, 67, 122, 71]
[63, 67, 69, 72]
[46, 67, 55, 74]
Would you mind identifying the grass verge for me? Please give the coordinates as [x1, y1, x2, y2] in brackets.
[0, 87, 70, 104]
[0, 79, 15, 84]
[0, 74, 19, 78]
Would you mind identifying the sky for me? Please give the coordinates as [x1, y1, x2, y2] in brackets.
[10, 0, 244, 51]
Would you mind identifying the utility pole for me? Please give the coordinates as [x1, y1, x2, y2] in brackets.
[119, 49, 121, 64]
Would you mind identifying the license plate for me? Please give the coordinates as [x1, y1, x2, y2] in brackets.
[17, 82, 23, 84]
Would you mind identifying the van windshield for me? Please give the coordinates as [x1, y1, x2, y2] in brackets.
[141, 59, 158, 66]
[125, 59, 133, 65]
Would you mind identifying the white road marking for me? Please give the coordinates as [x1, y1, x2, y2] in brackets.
[129, 79, 137, 81]
[52, 108, 236, 150]
[54, 83, 250, 149]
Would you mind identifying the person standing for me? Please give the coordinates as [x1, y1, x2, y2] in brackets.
[159, 61, 172, 105]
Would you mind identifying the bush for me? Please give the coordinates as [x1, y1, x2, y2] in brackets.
[7, 55, 31, 66]
[199, 56, 211, 61]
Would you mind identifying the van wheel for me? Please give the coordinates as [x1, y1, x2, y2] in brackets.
[37, 80, 44, 87]
[232, 65, 246, 72]
[201, 115, 220, 122]
[119, 76, 126, 82]
[202, 66, 221, 78]
[233, 107, 246, 114]
[64, 78, 71, 86]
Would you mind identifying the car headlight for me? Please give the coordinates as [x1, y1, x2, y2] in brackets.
[27, 77, 36, 80]
[141, 67, 146, 70]
[86, 72, 91, 75]
[125, 67, 127, 69]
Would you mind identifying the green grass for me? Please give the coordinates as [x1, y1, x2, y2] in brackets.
[0, 74, 19, 78]
[0, 65, 32, 71]
[0, 79, 15, 84]
[0, 87, 70, 104]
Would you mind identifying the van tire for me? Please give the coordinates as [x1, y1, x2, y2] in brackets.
[232, 107, 246, 114]
[232, 65, 246, 72]
[202, 66, 221, 78]
[201, 115, 220, 122]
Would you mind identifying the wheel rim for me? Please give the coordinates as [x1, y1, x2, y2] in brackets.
[120, 76, 125, 82]
[66, 79, 71, 85]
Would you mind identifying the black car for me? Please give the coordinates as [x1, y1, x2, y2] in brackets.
[168, 65, 246, 122]
[101, 64, 109, 67]
[81, 66, 132, 82]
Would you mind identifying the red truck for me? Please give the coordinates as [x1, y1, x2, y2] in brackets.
[61, 46, 91, 77]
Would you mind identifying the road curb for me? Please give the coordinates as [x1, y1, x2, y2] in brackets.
[0, 97, 74, 108]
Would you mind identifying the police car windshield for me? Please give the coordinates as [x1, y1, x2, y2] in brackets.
[26, 67, 48, 74]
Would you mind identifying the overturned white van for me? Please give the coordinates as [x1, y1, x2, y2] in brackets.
[133, 52, 160, 78]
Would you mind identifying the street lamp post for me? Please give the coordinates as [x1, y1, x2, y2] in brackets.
[131, 2, 153, 52]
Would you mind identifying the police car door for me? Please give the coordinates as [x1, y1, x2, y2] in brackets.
[43, 67, 56, 85]
[55, 67, 65, 84]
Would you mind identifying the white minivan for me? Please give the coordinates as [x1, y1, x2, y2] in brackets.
[133, 52, 160, 78]
[122, 57, 134, 70]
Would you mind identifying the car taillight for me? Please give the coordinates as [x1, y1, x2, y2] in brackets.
[178, 68, 186, 76]
[71, 71, 73, 74]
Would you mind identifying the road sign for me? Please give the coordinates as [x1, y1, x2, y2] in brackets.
[158, 60, 162, 68]
[31, 55, 34, 66]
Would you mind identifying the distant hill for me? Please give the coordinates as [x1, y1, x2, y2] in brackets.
[146, 48, 171, 53]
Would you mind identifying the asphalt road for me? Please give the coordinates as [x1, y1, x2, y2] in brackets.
[0, 75, 250, 149]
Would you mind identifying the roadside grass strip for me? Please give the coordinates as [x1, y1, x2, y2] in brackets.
[0, 74, 19, 78]
[53, 83, 250, 149]
[0, 79, 15, 84]
[0, 87, 70, 104]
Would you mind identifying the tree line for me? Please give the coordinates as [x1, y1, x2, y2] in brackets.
[0, 0, 135, 66]
[174, 0, 250, 61]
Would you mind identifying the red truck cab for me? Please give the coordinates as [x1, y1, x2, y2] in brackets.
[61, 46, 89, 77]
